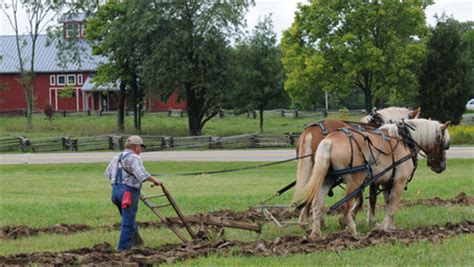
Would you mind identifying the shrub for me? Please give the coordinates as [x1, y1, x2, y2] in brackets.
[449, 125, 474, 145]
[43, 104, 54, 126]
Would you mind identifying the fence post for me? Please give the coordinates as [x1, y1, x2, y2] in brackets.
[87, 109, 91, 116]
[294, 109, 299, 118]
[108, 136, 114, 150]
[62, 136, 69, 150]
[252, 110, 256, 119]
[219, 108, 224, 118]
[287, 132, 295, 146]
[168, 108, 172, 117]
[281, 110, 285, 117]
[118, 136, 124, 150]
[62, 110, 67, 117]
[19, 136, 30, 152]
[209, 136, 222, 149]
[71, 139, 78, 151]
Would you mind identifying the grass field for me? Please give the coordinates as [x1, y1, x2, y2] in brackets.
[0, 158, 473, 264]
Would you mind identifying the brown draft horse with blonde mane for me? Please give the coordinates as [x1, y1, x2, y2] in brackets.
[293, 107, 421, 209]
[299, 118, 450, 240]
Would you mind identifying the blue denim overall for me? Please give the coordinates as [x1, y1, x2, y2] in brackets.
[111, 152, 140, 251]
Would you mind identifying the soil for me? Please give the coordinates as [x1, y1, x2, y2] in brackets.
[0, 220, 472, 265]
[1, 192, 472, 240]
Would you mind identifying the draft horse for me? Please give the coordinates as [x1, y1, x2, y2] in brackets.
[293, 107, 421, 203]
[299, 118, 450, 240]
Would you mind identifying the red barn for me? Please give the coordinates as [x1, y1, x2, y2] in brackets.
[0, 17, 185, 114]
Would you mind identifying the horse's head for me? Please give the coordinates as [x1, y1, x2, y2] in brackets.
[361, 107, 420, 126]
[361, 107, 384, 125]
[402, 119, 450, 173]
[425, 121, 450, 173]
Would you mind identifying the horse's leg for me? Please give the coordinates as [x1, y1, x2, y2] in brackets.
[380, 179, 405, 231]
[367, 184, 377, 226]
[298, 204, 310, 229]
[340, 174, 364, 236]
[317, 177, 333, 229]
[352, 193, 364, 221]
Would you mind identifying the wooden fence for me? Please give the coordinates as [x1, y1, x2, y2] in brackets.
[0, 132, 302, 153]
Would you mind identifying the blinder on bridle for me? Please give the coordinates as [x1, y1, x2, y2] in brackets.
[367, 107, 385, 126]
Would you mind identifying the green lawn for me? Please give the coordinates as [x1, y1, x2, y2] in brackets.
[0, 158, 473, 264]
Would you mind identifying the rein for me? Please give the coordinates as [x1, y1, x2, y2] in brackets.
[150, 153, 315, 177]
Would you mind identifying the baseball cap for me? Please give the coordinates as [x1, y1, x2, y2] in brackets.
[126, 135, 146, 147]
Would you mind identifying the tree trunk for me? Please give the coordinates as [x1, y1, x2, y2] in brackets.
[130, 78, 142, 132]
[186, 87, 204, 136]
[363, 73, 373, 112]
[259, 108, 264, 133]
[117, 81, 126, 132]
[363, 89, 373, 113]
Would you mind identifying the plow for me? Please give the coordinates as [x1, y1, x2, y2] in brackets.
[140, 184, 263, 243]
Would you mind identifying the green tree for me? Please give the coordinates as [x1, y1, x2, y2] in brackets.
[419, 18, 471, 124]
[230, 15, 288, 132]
[140, 1, 253, 135]
[1, 0, 65, 129]
[460, 21, 474, 98]
[281, 0, 430, 112]
[86, 0, 146, 132]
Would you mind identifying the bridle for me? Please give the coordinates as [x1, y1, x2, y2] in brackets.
[397, 120, 448, 165]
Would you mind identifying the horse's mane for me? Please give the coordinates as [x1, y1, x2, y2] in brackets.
[380, 119, 450, 148]
[361, 107, 412, 124]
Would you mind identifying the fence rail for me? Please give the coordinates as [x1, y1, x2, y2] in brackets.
[0, 132, 301, 153]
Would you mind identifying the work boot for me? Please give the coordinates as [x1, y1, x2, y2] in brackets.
[132, 231, 144, 248]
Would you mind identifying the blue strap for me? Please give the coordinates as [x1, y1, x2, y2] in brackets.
[115, 152, 132, 184]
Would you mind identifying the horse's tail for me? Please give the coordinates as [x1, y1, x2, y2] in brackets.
[293, 131, 314, 203]
[304, 139, 332, 207]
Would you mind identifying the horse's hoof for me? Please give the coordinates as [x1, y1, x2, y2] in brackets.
[374, 223, 383, 230]
[308, 232, 321, 241]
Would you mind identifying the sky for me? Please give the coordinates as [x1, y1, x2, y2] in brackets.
[1, 0, 473, 39]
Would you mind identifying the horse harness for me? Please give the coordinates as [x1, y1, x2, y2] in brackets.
[294, 121, 420, 210]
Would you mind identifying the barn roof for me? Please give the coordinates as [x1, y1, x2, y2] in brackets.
[82, 76, 120, 92]
[0, 34, 104, 74]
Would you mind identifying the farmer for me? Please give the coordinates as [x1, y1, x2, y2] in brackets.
[104, 135, 162, 251]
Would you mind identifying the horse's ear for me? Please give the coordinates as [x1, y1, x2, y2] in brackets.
[441, 121, 451, 131]
[410, 107, 421, 118]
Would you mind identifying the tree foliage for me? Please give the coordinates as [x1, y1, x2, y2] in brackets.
[281, 0, 431, 111]
[419, 18, 471, 125]
[229, 15, 288, 132]
[139, 1, 252, 135]
[460, 21, 474, 98]
[86, 0, 147, 132]
[1, 0, 65, 129]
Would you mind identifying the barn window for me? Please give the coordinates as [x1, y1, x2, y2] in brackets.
[77, 74, 83, 85]
[67, 74, 76, 85]
[50, 75, 55, 86]
[57, 75, 66, 85]
[65, 23, 80, 39]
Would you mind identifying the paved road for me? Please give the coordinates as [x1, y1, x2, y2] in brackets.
[1, 147, 472, 165]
